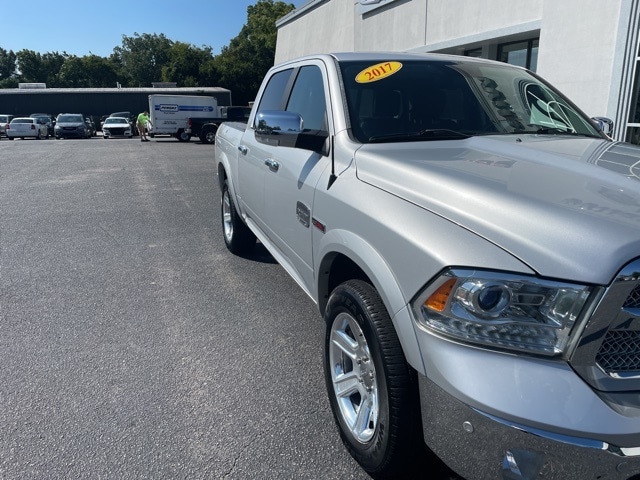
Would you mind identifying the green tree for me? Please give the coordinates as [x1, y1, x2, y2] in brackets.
[113, 33, 173, 87]
[198, 58, 218, 87]
[58, 56, 86, 87]
[0, 47, 17, 82]
[16, 50, 67, 86]
[81, 55, 120, 87]
[213, 0, 296, 105]
[161, 42, 216, 87]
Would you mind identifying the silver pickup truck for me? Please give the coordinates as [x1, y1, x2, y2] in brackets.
[215, 52, 640, 480]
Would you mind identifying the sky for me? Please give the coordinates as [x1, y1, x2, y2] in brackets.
[1, 0, 307, 58]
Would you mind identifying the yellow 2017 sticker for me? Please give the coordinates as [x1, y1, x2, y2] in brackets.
[355, 62, 403, 83]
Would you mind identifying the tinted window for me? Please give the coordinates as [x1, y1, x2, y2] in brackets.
[340, 60, 600, 143]
[286, 65, 327, 131]
[255, 69, 293, 114]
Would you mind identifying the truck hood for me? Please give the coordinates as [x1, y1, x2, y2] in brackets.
[354, 136, 640, 284]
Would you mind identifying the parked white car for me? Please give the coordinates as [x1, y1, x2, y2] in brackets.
[102, 117, 133, 139]
[6, 117, 49, 140]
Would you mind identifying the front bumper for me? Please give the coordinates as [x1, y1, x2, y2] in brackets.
[103, 128, 132, 138]
[419, 372, 640, 480]
[56, 129, 86, 138]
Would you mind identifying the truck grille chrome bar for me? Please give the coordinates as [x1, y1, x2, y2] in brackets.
[571, 258, 640, 390]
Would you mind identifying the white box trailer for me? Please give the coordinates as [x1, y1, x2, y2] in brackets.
[148, 94, 219, 141]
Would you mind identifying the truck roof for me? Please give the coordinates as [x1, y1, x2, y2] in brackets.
[276, 51, 514, 68]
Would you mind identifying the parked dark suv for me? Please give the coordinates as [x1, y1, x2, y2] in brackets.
[55, 113, 90, 139]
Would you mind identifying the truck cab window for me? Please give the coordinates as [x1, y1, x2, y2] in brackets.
[255, 68, 294, 114]
[286, 66, 327, 131]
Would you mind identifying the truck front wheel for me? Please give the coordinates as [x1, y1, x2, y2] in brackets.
[324, 280, 423, 478]
[221, 179, 256, 254]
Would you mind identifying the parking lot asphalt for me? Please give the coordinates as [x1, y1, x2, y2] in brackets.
[0, 136, 462, 479]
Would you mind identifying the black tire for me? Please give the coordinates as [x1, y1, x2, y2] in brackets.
[199, 125, 218, 144]
[8, 137, 14, 140]
[221, 179, 256, 254]
[324, 280, 423, 479]
[176, 129, 191, 142]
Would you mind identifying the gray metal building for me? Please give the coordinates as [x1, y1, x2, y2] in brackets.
[0, 86, 232, 120]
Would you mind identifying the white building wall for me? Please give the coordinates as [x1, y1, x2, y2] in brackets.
[275, 0, 355, 64]
[354, 0, 427, 52]
[424, 0, 542, 45]
[536, 0, 622, 118]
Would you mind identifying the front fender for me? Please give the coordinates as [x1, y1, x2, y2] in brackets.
[315, 229, 426, 374]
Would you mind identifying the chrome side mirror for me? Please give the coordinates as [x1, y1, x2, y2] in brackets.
[255, 110, 303, 136]
[254, 110, 328, 154]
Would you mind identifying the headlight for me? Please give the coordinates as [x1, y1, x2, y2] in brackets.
[412, 268, 593, 356]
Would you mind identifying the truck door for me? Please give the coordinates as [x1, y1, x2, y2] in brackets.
[261, 63, 331, 291]
[237, 68, 295, 233]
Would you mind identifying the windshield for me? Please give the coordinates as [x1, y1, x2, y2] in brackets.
[58, 115, 83, 123]
[339, 59, 601, 143]
[105, 118, 126, 124]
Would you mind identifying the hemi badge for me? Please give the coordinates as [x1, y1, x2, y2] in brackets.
[312, 218, 326, 233]
[296, 201, 310, 228]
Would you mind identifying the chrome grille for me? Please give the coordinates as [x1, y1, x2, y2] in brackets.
[571, 258, 640, 391]
[595, 330, 640, 373]
[624, 285, 640, 308]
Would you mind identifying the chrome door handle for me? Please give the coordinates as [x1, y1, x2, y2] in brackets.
[264, 158, 279, 172]
[238, 145, 248, 155]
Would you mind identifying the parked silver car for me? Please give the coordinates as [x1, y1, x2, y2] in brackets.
[0, 114, 14, 137]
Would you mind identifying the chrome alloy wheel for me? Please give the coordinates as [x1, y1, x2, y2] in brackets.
[222, 189, 233, 244]
[329, 311, 379, 443]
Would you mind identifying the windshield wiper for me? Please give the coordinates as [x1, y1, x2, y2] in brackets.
[368, 129, 471, 143]
[537, 127, 601, 138]
[511, 127, 600, 138]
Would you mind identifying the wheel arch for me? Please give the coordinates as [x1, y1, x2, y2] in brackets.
[202, 123, 219, 133]
[217, 161, 228, 191]
[216, 156, 242, 215]
[316, 230, 425, 374]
